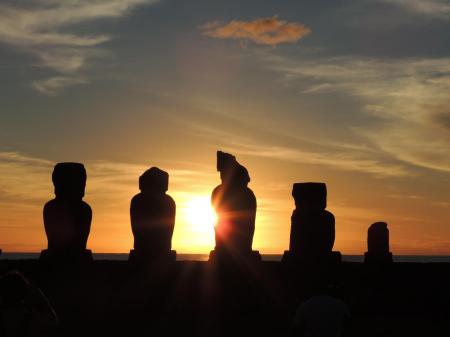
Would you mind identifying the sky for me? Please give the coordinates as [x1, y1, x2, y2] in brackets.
[0, 0, 449, 254]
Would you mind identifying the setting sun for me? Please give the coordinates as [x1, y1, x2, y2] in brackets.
[171, 192, 218, 253]
[183, 196, 217, 234]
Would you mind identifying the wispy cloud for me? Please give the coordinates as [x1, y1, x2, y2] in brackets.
[383, 0, 450, 19]
[0, 0, 158, 95]
[179, 120, 410, 178]
[431, 110, 450, 131]
[32, 76, 88, 96]
[262, 53, 450, 173]
[0, 151, 53, 203]
[200, 16, 311, 46]
[224, 139, 410, 178]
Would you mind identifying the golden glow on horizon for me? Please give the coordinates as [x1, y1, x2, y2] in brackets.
[0, 153, 449, 255]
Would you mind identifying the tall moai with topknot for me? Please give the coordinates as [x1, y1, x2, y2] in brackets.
[129, 167, 176, 262]
[283, 182, 340, 263]
[210, 151, 260, 262]
[364, 222, 393, 263]
[41, 163, 92, 261]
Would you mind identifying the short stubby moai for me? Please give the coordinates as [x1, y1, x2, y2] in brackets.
[364, 222, 393, 264]
[283, 182, 341, 264]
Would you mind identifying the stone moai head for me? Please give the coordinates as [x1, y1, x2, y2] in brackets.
[292, 182, 327, 211]
[139, 167, 169, 194]
[217, 151, 237, 184]
[217, 151, 250, 188]
[233, 164, 250, 187]
[367, 222, 389, 254]
[52, 163, 87, 201]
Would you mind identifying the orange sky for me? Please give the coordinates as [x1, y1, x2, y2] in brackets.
[0, 1, 449, 255]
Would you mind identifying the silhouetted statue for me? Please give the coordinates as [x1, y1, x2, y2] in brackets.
[129, 167, 176, 262]
[41, 163, 92, 261]
[210, 151, 260, 262]
[283, 183, 340, 263]
[364, 222, 393, 263]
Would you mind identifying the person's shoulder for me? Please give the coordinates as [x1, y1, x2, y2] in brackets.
[294, 298, 312, 319]
[301, 295, 337, 307]
[319, 296, 350, 313]
[335, 298, 350, 311]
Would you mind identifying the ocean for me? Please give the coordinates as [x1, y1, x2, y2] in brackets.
[1, 253, 450, 263]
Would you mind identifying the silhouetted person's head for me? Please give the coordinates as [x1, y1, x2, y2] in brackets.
[292, 183, 327, 210]
[0, 271, 30, 306]
[139, 167, 168, 194]
[52, 163, 86, 201]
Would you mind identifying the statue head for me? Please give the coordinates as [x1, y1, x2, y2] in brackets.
[217, 151, 237, 183]
[139, 167, 168, 194]
[232, 164, 250, 187]
[367, 222, 389, 253]
[292, 182, 327, 210]
[52, 162, 87, 200]
[217, 151, 250, 188]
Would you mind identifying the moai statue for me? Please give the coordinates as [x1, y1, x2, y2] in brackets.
[129, 167, 176, 262]
[283, 182, 341, 263]
[364, 222, 393, 263]
[210, 151, 260, 262]
[41, 163, 92, 261]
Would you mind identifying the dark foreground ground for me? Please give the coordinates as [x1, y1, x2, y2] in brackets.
[1, 259, 449, 337]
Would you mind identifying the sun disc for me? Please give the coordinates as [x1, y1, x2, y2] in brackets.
[183, 196, 217, 234]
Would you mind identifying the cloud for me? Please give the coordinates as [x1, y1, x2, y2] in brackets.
[32, 76, 88, 96]
[179, 120, 410, 177]
[224, 140, 410, 178]
[0, 0, 157, 95]
[200, 16, 311, 46]
[431, 111, 450, 131]
[383, 0, 450, 19]
[262, 53, 450, 173]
